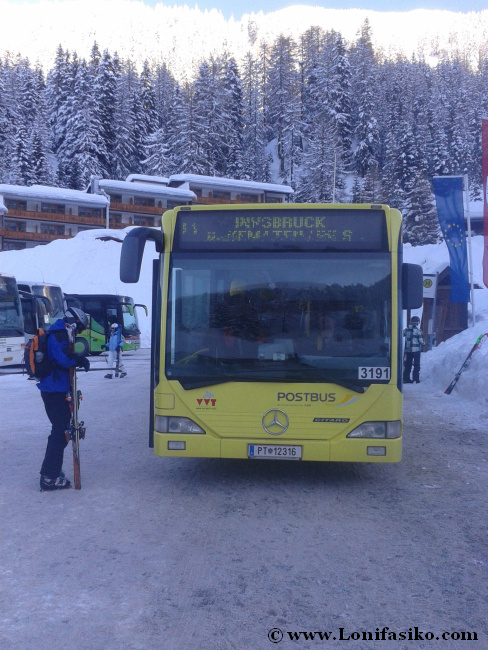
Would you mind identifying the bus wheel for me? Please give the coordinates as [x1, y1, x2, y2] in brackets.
[75, 337, 89, 356]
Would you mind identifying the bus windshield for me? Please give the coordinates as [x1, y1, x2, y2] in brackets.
[166, 252, 392, 389]
[0, 276, 24, 336]
[122, 304, 140, 336]
[31, 285, 65, 319]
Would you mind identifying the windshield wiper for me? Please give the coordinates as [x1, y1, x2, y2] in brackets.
[178, 378, 230, 389]
[322, 379, 366, 393]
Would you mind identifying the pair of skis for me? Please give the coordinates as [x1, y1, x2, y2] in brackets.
[65, 324, 86, 490]
[444, 333, 488, 395]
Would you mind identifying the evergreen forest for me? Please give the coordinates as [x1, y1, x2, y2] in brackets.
[1, 19, 487, 245]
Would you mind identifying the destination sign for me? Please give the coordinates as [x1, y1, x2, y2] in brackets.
[173, 209, 388, 251]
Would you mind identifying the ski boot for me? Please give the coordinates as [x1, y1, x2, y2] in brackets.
[40, 475, 71, 491]
[104, 373, 113, 379]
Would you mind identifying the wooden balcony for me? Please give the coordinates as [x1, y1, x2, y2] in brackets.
[0, 228, 71, 243]
[4, 208, 126, 229]
[110, 202, 163, 216]
[194, 196, 246, 205]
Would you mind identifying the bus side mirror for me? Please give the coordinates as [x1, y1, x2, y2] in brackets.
[134, 303, 149, 316]
[402, 263, 423, 309]
[120, 228, 164, 283]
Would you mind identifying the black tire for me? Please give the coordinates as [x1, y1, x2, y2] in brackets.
[75, 337, 89, 356]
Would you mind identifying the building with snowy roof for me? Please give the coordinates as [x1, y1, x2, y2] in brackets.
[0, 173, 294, 251]
[95, 178, 196, 230]
[0, 184, 109, 251]
[167, 174, 294, 204]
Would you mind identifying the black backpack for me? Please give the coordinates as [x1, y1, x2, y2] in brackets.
[24, 329, 53, 380]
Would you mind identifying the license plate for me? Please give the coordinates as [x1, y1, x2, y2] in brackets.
[248, 444, 302, 459]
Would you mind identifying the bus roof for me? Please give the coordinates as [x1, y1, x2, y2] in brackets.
[65, 293, 135, 302]
[17, 281, 63, 289]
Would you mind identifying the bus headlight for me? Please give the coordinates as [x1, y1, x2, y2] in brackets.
[347, 421, 401, 439]
[155, 416, 205, 434]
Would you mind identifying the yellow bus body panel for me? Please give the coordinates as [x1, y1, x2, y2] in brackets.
[154, 381, 402, 463]
[155, 203, 404, 463]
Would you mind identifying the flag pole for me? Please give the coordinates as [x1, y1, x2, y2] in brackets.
[463, 174, 475, 326]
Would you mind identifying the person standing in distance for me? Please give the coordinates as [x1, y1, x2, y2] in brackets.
[403, 315, 424, 384]
[102, 322, 127, 378]
[38, 307, 90, 491]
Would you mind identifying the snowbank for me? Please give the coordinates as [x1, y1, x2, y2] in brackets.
[0, 228, 158, 347]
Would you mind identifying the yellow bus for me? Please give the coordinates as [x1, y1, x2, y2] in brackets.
[120, 203, 422, 463]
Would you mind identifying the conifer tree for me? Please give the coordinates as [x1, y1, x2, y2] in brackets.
[95, 49, 118, 178]
[30, 130, 51, 185]
[220, 57, 244, 178]
[350, 20, 379, 177]
[10, 124, 32, 185]
[328, 31, 353, 168]
[164, 82, 188, 174]
[241, 52, 268, 181]
[58, 60, 106, 186]
[193, 59, 220, 175]
[46, 46, 72, 156]
[266, 34, 301, 184]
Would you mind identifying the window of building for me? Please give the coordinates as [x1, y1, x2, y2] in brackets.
[5, 199, 27, 210]
[166, 200, 184, 210]
[133, 216, 154, 226]
[240, 193, 259, 203]
[193, 188, 202, 197]
[4, 241, 26, 250]
[266, 197, 283, 203]
[78, 207, 102, 218]
[41, 203, 65, 214]
[4, 220, 26, 232]
[134, 196, 155, 207]
[110, 213, 122, 224]
[41, 224, 65, 235]
[212, 190, 231, 200]
[110, 194, 122, 203]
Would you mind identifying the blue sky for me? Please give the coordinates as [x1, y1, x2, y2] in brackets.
[138, 0, 486, 20]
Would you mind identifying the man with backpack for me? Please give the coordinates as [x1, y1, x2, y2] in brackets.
[403, 315, 424, 384]
[38, 307, 90, 491]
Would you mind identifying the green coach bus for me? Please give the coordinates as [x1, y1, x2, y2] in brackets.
[64, 293, 147, 355]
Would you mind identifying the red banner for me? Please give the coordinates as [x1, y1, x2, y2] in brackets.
[483, 117, 488, 287]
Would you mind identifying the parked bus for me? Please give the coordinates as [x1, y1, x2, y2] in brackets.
[64, 294, 148, 355]
[0, 273, 25, 367]
[19, 290, 51, 338]
[120, 203, 422, 463]
[17, 281, 66, 324]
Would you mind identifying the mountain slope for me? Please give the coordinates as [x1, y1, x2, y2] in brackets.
[1, 0, 486, 78]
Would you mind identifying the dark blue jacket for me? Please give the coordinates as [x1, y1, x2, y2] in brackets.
[37, 319, 76, 393]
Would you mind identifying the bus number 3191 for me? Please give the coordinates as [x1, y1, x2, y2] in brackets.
[358, 367, 390, 380]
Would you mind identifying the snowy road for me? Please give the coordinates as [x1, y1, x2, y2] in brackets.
[1, 350, 486, 649]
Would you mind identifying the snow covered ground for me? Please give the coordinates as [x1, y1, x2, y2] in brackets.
[1, 228, 488, 648]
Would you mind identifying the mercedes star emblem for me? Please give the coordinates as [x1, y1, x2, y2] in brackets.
[262, 409, 289, 435]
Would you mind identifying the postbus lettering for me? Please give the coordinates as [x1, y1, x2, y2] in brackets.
[277, 392, 336, 403]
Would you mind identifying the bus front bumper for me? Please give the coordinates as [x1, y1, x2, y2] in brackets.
[153, 433, 402, 463]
